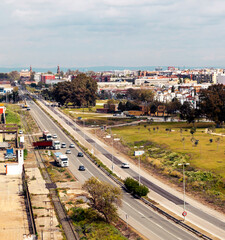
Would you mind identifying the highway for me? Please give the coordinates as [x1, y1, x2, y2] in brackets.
[25, 96, 200, 240]
[39, 98, 225, 240]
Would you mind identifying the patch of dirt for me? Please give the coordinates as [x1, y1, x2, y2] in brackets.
[113, 218, 146, 240]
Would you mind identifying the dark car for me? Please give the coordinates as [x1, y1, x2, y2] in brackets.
[78, 165, 85, 171]
[77, 152, 83, 157]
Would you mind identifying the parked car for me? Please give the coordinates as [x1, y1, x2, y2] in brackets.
[121, 163, 129, 168]
[78, 165, 85, 171]
[69, 143, 75, 148]
[65, 149, 71, 154]
[61, 142, 66, 148]
[19, 130, 23, 134]
[77, 152, 83, 157]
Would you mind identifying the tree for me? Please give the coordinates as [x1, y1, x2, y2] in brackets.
[12, 87, 19, 103]
[199, 84, 225, 125]
[52, 73, 97, 107]
[179, 101, 200, 124]
[126, 88, 154, 103]
[52, 81, 71, 106]
[82, 177, 122, 223]
[8, 71, 20, 83]
[118, 101, 126, 111]
[70, 73, 97, 107]
[166, 98, 181, 115]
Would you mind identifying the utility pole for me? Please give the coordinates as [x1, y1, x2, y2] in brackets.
[178, 162, 190, 221]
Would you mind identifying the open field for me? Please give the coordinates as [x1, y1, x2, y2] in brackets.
[111, 122, 225, 208]
[61, 99, 107, 113]
[62, 109, 137, 126]
[112, 122, 225, 178]
[5, 104, 22, 127]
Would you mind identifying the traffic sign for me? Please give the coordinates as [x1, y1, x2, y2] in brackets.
[182, 211, 187, 217]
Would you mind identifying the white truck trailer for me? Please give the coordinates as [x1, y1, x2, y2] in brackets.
[53, 152, 69, 167]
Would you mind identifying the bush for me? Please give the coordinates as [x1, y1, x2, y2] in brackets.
[124, 177, 149, 197]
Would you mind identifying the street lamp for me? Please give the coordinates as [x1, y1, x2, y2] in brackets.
[178, 162, 190, 221]
[109, 129, 120, 173]
[134, 145, 144, 185]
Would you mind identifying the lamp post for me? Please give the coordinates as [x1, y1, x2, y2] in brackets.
[134, 145, 144, 185]
[178, 162, 190, 221]
[109, 129, 120, 173]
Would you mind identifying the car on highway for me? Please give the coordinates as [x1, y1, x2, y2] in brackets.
[52, 134, 57, 139]
[77, 152, 83, 157]
[65, 149, 71, 154]
[69, 143, 75, 148]
[61, 142, 66, 148]
[78, 165, 85, 171]
[121, 163, 129, 168]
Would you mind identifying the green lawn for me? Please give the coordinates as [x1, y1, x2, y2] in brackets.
[5, 104, 22, 127]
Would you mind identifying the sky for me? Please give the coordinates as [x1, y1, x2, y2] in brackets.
[1, 0, 225, 68]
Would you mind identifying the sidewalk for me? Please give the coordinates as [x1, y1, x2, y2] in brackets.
[38, 100, 225, 240]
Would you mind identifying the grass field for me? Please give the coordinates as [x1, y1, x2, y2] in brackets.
[62, 109, 137, 126]
[111, 122, 225, 207]
[5, 104, 22, 127]
[61, 99, 106, 113]
[112, 122, 225, 179]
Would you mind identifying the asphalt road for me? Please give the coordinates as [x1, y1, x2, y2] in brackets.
[42, 99, 225, 232]
[26, 96, 200, 240]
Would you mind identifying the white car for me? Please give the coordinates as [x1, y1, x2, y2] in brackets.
[53, 134, 57, 139]
[19, 130, 23, 134]
[69, 143, 75, 148]
[61, 143, 66, 148]
[121, 163, 130, 168]
[66, 149, 71, 154]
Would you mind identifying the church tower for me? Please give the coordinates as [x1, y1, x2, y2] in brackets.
[57, 65, 60, 74]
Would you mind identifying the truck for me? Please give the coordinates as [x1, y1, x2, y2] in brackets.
[33, 140, 61, 149]
[43, 130, 52, 141]
[53, 152, 69, 167]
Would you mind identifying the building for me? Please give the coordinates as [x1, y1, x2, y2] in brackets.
[41, 74, 55, 84]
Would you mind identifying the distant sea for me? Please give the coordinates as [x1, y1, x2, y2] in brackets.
[0, 66, 222, 73]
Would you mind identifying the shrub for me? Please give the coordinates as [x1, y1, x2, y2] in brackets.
[124, 177, 149, 197]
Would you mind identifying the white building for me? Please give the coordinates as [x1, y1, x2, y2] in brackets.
[217, 73, 225, 84]
[34, 72, 42, 83]
[5, 149, 24, 175]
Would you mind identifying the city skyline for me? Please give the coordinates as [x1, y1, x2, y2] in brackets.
[1, 0, 225, 68]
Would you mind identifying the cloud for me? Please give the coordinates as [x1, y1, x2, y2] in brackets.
[0, 0, 225, 67]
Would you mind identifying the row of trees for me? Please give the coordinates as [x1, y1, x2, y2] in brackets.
[42, 73, 98, 107]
